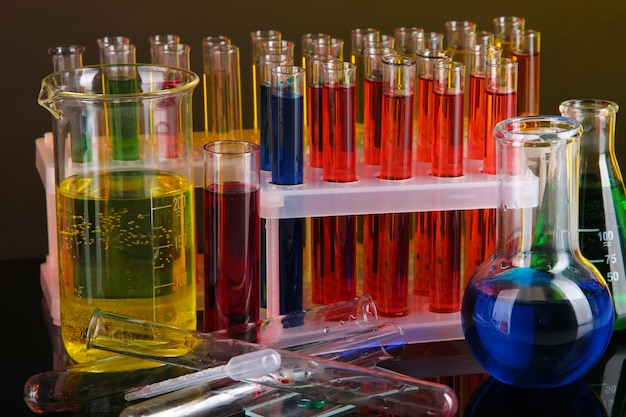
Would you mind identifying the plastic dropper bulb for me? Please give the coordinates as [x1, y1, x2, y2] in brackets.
[125, 349, 282, 401]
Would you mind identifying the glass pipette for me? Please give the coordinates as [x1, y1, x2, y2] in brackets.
[87, 310, 459, 416]
[125, 349, 281, 401]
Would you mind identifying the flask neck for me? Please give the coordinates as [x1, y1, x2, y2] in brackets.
[495, 133, 581, 268]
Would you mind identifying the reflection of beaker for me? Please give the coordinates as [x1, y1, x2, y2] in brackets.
[38, 64, 199, 365]
[560, 100, 626, 331]
[461, 116, 614, 388]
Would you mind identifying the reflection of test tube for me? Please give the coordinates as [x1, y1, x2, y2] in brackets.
[363, 46, 394, 165]
[49, 45, 91, 163]
[430, 61, 465, 314]
[201, 35, 231, 138]
[103, 44, 140, 161]
[351, 28, 379, 124]
[206, 44, 243, 140]
[258, 54, 293, 171]
[511, 29, 540, 116]
[467, 45, 501, 160]
[86, 310, 458, 417]
[97, 35, 130, 64]
[270, 65, 305, 314]
[250, 30, 282, 133]
[153, 43, 191, 159]
[367, 55, 414, 317]
[492, 16, 526, 58]
[148, 34, 180, 64]
[321, 61, 358, 304]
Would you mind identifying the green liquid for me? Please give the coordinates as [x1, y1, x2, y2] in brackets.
[579, 173, 626, 329]
[56, 170, 196, 363]
[106, 77, 140, 160]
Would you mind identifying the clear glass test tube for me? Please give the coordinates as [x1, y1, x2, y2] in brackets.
[430, 61, 465, 314]
[258, 53, 293, 171]
[116, 322, 407, 417]
[301, 33, 331, 129]
[201, 35, 232, 139]
[311, 37, 344, 60]
[351, 28, 379, 124]
[511, 29, 540, 116]
[203, 141, 260, 332]
[444, 20, 476, 64]
[97, 35, 130, 64]
[307, 53, 336, 169]
[260, 39, 295, 57]
[492, 16, 526, 58]
[154, 43, 191, 70]
[49, 45, 85, 71]
[394, 26, 424, 55]
[206, 44, 243, 140]
[148, 34, 181, 64]
[363, 46, 395, 166]
[86, 311, 459, 417]
[250, 30, 282, 132]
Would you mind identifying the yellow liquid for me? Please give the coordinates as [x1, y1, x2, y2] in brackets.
[56, 170, 197, 364]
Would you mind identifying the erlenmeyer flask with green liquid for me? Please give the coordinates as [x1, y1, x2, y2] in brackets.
[560, 99, 626, 331]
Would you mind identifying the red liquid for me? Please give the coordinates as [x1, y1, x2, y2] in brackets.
[430, 209, 462, 313]
[322, 84, 357, 182]
[467, 74, 486, 160]
[432, 91, 464, 178]
[363, 78, 383, 165]
[311, 216, 325, 304]
[416, 76, 434, 163]
[307, 84, 324, 168]
[414, 211, 433, 296]
[380, 93, 414, 180]
[375, 212, 411, 317]
[203, 183, 260, 332]
[322, 215, 357, 304]
[363, 213, 381, 299]
[511, 51, 540, 116]
[483, 89, 517, 175]
[464, 208, 497, 283]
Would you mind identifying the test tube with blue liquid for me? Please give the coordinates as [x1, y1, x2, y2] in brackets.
[269, 65, 305, 314]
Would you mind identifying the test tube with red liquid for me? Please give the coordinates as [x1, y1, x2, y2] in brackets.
[301, 33, 331, 129]
[320, 61, 357, 304]
[413, 50, 452, 299]
[350, 28, 379, 124]
[430, 60, 465, 313]
[511, 29, 540, 116]
[366, 54, 415, 317]
[363, 46, 394, 165]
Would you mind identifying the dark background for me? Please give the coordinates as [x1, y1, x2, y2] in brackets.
[2, 0, 626, 261]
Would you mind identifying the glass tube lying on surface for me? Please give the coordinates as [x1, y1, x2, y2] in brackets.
[119, 322, 407, 417]
[87, 310, 458, 417]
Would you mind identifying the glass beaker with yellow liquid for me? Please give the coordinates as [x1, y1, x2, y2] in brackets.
[38, 64, 199, 365]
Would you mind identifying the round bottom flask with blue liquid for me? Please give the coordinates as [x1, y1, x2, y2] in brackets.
[461, 116, 615, 388]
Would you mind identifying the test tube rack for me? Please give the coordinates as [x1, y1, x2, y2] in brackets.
[35, 130, 537, 344]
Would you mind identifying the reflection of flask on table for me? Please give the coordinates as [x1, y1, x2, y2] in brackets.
[560, 99, 626, 331]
